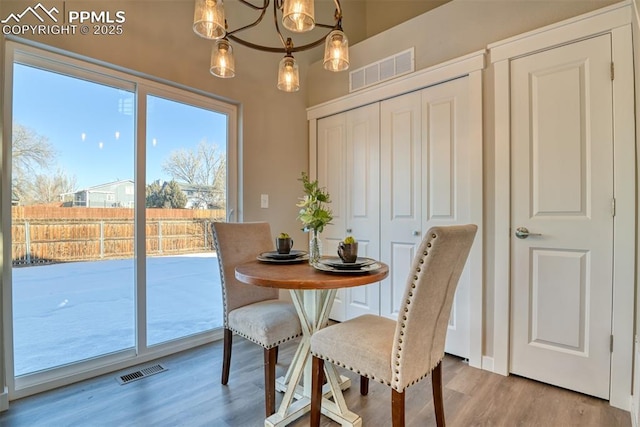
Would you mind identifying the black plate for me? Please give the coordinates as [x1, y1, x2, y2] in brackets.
[257, 254, 309, 264]
[319, 256, 376, 270]
[259, 250, 307, 260]
[313, 261, 382, 274]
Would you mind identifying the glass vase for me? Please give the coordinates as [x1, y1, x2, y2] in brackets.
[308, 229, 322, 265]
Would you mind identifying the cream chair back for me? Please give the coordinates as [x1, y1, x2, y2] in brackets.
[391, 224, 477, 392]
[212, 222, 279, 324]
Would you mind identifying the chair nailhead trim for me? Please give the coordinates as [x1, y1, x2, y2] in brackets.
[390, 230, 441, 391]
[230, 328, 301, 349]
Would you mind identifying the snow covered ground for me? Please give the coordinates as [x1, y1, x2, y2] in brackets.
[12, 253, 223, 376]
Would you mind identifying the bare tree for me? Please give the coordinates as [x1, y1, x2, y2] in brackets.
[12, 123, 57, 204]
[162, 140, 226, 208]
[23, 169, 77, 205]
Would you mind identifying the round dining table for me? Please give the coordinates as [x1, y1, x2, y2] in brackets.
[235, 259, 389, 427]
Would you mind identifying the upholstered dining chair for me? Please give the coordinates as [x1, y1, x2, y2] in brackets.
[310, 224, 477, 427]
[211, 222, 302, 416]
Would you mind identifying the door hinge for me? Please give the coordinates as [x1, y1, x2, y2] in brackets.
[611, 198, 616, 217]
[611, 62, 615, 81]
[610, 334, 614, 352]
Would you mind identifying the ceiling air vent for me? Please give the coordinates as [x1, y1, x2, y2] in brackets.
[349, 47, 415, 93]
[116, 363, 168, 385]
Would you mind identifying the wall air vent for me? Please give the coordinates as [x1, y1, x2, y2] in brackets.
[349, 47, 415, 93]
[116, 363, 168, 385]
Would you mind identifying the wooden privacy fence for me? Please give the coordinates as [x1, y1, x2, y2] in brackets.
[11, 206, 225, 266]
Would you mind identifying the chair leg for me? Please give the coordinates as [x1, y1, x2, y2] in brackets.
[431, 361, 445, 427]
[275, 345, 279, 364]
[360, 375, 369, 395]
[221, 328, 232, 385]
[310, 356, 324, 427]
[264, 347, 277, 417]
[391, 388, 405, 427]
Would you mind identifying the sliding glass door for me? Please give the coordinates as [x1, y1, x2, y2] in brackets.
[11, 63, 136, 376]
[5, 42, 236, 398]
[145, 94, 226, 346]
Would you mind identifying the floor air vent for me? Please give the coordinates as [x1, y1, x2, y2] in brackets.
[116, 363, 168, 385]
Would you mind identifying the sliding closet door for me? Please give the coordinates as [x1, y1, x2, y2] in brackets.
[317, 103, 380, 321]
[380, 77, 473, 358]
[421, 77, 472, 358]
[379, 91, 423, 320]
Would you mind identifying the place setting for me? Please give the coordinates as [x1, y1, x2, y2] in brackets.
[314, 236, 382, 274]
[257, 232, 309, 263]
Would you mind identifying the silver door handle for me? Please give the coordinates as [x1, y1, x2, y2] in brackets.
[515, 227, 542, 239]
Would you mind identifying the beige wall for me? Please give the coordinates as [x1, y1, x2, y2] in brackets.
[307, 0, 619, 105]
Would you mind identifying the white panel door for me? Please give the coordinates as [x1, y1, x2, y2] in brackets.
[510, 34, 614, 399]
[317, 112, 347, 320]
[317, 104, 380, 321]
[421, 77, 472, 358]
[344, 104, 381, 319]
[380, 91, 422, 319]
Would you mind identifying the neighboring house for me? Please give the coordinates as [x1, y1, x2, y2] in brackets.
[177, 182, 221, 209]
[11, 190, 19, 206]
[64, 180, 135, 208]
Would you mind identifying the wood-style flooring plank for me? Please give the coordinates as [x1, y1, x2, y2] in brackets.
[0, 338, 631, 427]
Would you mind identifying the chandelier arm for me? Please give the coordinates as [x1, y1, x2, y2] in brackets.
[315, 22, 338, 30]
[213, 0, 345, 54]
[226, 2, 269, 37]
[227, 29, 335, 53]
[235, 0, 270, 11]
[272, 0, 288, 50]
[334, 0, 342, 18]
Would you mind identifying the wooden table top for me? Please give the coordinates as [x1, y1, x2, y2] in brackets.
[235, 259, 389, 290]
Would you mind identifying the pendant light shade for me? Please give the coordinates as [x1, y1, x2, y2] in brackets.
[277, 55, 300, 92]
[282, 0, 315, 33]
[323, 29, 349, 72]
[210, 39, 235, 78]
[193, 0, 225, 40]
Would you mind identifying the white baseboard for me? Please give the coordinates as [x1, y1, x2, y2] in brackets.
[482, 355, 495, 372]
[0, 386, 8, 412]
[631, 395, 638, 427]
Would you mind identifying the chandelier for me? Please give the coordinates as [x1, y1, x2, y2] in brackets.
[193, 0, 349, 92]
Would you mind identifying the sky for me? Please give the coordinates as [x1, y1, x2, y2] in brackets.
[12, 63, 228, 190]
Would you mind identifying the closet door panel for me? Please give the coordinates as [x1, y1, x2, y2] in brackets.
[344, 104, 381, 319]
[317, 113, 347, 321]
[422, 77, 472, 358]
[317, 103, 380, 321]
[380, 91, 422, 319]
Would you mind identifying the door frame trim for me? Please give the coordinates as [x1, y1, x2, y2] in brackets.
[490, 2, 635, 410]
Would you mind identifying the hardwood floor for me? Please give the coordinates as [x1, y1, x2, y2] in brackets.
[0, 337, 631, 426]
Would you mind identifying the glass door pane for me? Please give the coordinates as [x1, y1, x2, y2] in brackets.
[11, 63, 135, 375]
[145, 94, 225, 346]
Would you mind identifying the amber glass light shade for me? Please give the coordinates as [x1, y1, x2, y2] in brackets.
[193, 0, 225, 39]
[323, 29, 349, 72]
[210, 39, 235, 78]
[277, 56, 300, 92]
[282, 0, 315, 33]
